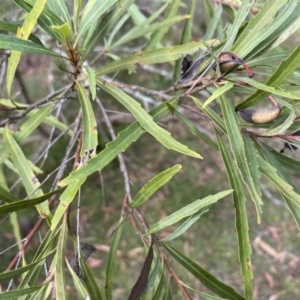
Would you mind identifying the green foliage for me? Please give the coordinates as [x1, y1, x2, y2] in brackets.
[0, 0, 300, 299]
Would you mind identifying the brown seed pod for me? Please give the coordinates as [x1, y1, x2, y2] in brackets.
[238, 106, 281, 124]
[216, 51, 254, 78]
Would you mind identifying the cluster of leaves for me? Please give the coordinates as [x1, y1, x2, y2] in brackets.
[1, 0, 300, 299]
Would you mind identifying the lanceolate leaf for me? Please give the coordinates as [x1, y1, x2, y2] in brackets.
[82, 0, 135, 61]
[76, 0, 116, 45]
[0, 188, 65, 215]
[55, 219, 68, 300]
[105, 221, 123, 300]
[76, 82, 98, 155]
[3, 127, 51, 220]
[95, 41, 215, 76]
[6, 0, 47, 96]
[258, 156, 300, 208]
[163, 244, 244, 300]
[130, 165, 182, 208]
[146, 189, 233, 235]
[0, 34, 64, 57]
[51, 178, 85, 230]
[59, 99, 179, 186]
[232, 0, 290, 57]
[216, 132, 253, 299]
[160, 209, 208, 242]
[219, 95, 263, 222]
[97, 80, 201, 158]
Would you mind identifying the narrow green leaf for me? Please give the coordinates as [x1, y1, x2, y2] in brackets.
[203, 82, 234, 108]
[220, 95, 263, 222]
[76, 0, 116, 45]
[0, 255, 49, 284]
[80, 255, 104, 300]
[59, 99, 179, 186]
[3, 127, 51, 220]
[55, 220, 68, 300]
[230, 77, 300, 99]
[151, 274, 165, 300]
[111, 15, 190, 49]
[236, 42, 300, 110]
[46, 0, 72, 27]
[160, 209, 208, 242]
[97, 81, 201, 158]
[232, 0, 289, 57]
[146, 190, 233, 235]
[105, 221, 123, 300]
[12, 0, 62, 40]
[224, 0, 250, 50]
[130, 165, 182, 208]
[0, 186, 19, 203]
[0, 20, 42, 44]
[95, 41, 215, 76]
[258, 156, 300, 208]
[76, 82, 98, 155]
[51, 178, 85, 230]
[0, 286, 43, 299]
[203, 4, 222, 40]
[82, 0, 134, 61]
[6, 0, 47, 96]
[163, 244, 244, 300]
[0, 34, 64, 57]
[256, 142, 300, 229]
[216, 132, 253, 299]
[0, 188, 65, 215]
[85, 66, 97, 100]
[145, 0, 180, 50]
[74, 0, 82, 32]
[66, 259, 89, 299]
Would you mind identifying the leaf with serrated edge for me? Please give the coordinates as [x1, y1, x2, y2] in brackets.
[55, 219, 68, 300]
[105, 220, 123, 300]
[59, 99, 179, 186]
[6, 0, 47, 96]
[3, 127, 50, 220]
[51, 178, 85, 230]
[146, 190, 233, 235]
[216, 132, 253, 299]
[98, 80, 201, 158]
[130, 165, 182, 208]
[160, 209, 208, 242]
[232, 0, 290, 57]
[163, 244, 244, 300]
[85, 66, 97, 100]
[95, 41, 216, 76]
[76, 82, 98, 155]
[220, 95, 263, 222]
[0, 34, 64, 57]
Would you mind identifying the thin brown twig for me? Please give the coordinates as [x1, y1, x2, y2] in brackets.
[0, 85, 72, 127]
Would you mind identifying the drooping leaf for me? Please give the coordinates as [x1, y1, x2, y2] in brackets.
[97, 80, 201, 158]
